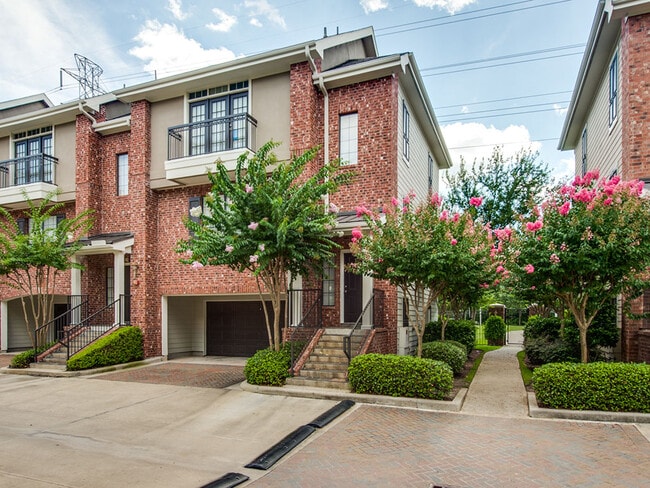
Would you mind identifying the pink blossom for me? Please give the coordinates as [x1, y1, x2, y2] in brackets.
[558, 201, 571, 216]
[524, 264, 535, 274]
[402, 195, 411, 205]
[550, 253, 560, 264]
[496, 265, 505, 274]
[245, 184, 254, 193]
[582, 170, 599, 186]
[191, 261, 204, 269]
[259, 244, 265, 252]
[573, 188, 596, 203]
[450, 238, 458, 246]
[480, 283, 490, 289]
[560, 242, 569, 251]
[430, 193, 442, 207]
[526, 221, 543, 232]
[572, 175, 583, 187]
[391, 197, 400, 206]
[469, 196, 483, 207]
[225, 244, 234, 253]
[355, 205, 372, 217]
[249, 255, 258, 263]
[609, 175, 621, 186]
[351, 228, 363, 242]
[328, 202, 339, 213]
[402, 206, 408, 213]
[494, 227, 513, 241]
[248, 221, 259, 230]
[603, 197, 613, 206]
[185, 249, 193, 257]
[452, 213, 460, 222]
[530, 286, 536, 290]
[439, 210, 449, 221]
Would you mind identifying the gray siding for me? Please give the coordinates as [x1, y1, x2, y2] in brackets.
[167, 296, 204, 356]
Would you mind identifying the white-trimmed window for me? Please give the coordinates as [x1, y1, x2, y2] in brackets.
[106, 267, 115, 305]
[339, 113, 358, 165]
[403, 101, 410, 161]
[581, 128, 587, 176]
[322, 262, 335, 306]
[609, 52, 618, 126]
[117, 153, 128, 196]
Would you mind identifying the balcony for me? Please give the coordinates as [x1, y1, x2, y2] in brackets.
[0, 154, 58, 208]
[165, 113, 257, 184]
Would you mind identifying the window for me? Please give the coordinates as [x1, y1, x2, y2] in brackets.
[19, 214, 63, 236]
[106, 267, 115, 305]
[609, 52, 618, 126]
[189, 92, 248, 155]
[339, 113, 358, 165]
[581, 128, 587, 176]
[322, 262, 335, 306]
[13, 130, 53, 185]
[117, 153, 128, 196]
[428, 153, 434, 191]
[402, 101, 410, 161]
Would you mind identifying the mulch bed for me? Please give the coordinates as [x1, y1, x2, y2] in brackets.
[97, 363, 245, 389]
[447, 349, 482, 400]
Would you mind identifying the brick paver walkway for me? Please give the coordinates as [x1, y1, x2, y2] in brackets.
[253, 405, 650, 488]
[97, 363, 245, 389]
[0, 354, 13, 368]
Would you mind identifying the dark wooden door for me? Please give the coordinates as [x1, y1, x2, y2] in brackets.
[343, 253, 363, 323]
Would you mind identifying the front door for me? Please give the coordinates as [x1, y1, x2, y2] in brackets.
[343, 253, 363, 323]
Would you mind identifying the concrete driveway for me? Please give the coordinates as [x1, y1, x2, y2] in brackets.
[0, 373, 337, 487]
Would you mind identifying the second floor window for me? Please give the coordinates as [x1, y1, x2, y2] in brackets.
[403, 101, 410, 161]
[339, 113, 358, 165]
[117, 153, 128, 196]
[14, 132, 53, 185]
[189, 93, 248, 156]
[428, 153, 434, 191]
[609, 52, 618, 126]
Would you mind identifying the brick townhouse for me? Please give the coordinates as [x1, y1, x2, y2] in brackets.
[558, 0, 650, 361]
[0, 27, 452, 364]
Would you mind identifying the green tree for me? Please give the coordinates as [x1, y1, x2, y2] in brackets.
[509, 172, 650, 362]
[444, 147, 551, 228]
[350, 194, 494, 357]
[177, 141, 352, 352]
[0, 192, 94, 349]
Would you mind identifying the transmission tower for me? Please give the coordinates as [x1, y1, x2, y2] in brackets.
[60, 54, 106, 99]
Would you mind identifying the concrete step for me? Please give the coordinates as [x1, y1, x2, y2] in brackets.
[304, 361, 348, 373]
[300, 369, 347, 380]
[285, 376, 351, 391]
[30, 362, 66, 371]
[311, 347, 348, 357]
[308, 354, 351, 363]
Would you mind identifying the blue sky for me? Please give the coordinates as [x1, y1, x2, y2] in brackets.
[0, 0, 597, 186]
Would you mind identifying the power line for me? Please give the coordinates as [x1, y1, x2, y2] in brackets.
[438, 100, 570, 119]
[441, 106, 566, 124]
[436, 90, 572, 110]
[447, 137, 559, 150]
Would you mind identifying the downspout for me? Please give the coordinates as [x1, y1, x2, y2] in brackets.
[78, 101, 98, 126]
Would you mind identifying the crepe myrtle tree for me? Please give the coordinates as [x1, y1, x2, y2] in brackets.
[177, 141, 352, 352]
[349, 193, 494, 357]
[509, 171, 650, 362]
[0, 191, 94, 350]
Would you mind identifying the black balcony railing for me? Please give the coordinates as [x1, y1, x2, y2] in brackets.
[0, 154, 58, 189]
[168, 113, 257, 160]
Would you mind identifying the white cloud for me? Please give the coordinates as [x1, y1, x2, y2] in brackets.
[166, 0, 189, 21]
[206, 8, 237, 32]
[360, 0, 390, 14]
[554, 103, 568, 116]
[250, 18, 263, 27]
[553, 157, 576, 183]
[244, 0, 286, 29]
[440, 122, 542, 190]
[129, 20, 237, 77]
[461, 105, 469, 114]
[412, 0, 477, 14]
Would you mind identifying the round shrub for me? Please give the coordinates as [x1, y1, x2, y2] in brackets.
[524, 337, 578, 365]
[244, 348, 290, 386]
[440, 340, 467, 358]
[10, 349, 36, 369]
[533, 362, 650, 413]
[421, 341, 466, 374]
[423, 319, 476, 355]
[484, 315, 506, 345]
[524, 316, 562, 341]
[348, 353, 453, 400]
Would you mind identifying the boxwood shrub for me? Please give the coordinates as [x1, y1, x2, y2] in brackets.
[423, 319, 476, 355]
[348, 353, 453, 400]
[484, 315, 506, 345]
[9, 341, 56, 369]
[533, 362, 650, 413]
[67, 326, 144, 371]
[244, 347, 291, 386]
[421, 341, 466, 374]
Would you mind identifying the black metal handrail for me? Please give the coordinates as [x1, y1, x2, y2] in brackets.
[343, 288, 384, 362]
[286, 288, 322, 374]
[0, 153, 58, 189]
[167, 113, 257, 160]
[34, 295, 88, 362]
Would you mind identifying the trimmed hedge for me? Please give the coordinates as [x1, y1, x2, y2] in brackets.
[421, 341, 466, 374]
[533, 362, 650, 413]
[244, 347, 291, 386]
[67, 326, 144, 371]
[484, 315, 506, 345]
[423, 320, 476, 355]
[348, 353, 453, 400]
[10, 341, 56, 369]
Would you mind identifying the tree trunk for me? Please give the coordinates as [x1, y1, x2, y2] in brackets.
[578, 323, 589, 363]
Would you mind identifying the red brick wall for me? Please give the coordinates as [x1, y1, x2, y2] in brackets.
[638, 329, 650, 363]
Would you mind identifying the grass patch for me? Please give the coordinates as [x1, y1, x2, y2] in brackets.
[507, 325, 525, 331]
[462, 345, 500, 387]
[517, 350, 533, 387]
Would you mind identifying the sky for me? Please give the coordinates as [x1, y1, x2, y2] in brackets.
[0, 0, 597, 188]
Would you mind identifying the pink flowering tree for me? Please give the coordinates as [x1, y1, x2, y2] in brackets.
[350, 193, 494, 357]
[177, 141, 352, 352]
[511, 171, 650, 362]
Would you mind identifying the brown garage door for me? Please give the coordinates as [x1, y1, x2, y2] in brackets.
[206, 301, 285, 356]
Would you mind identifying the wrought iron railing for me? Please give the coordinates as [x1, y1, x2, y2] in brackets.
[343, 288, 384, 362]
[0, 154, 58, 189]
[286, 288, 322, 374]
[34, 295, 88, 362]
[167, 113, 257, 160]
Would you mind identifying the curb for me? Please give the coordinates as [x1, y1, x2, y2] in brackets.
[528, 392, 650, 423]
[0, 357, 164, 378]
[240, 380, 468, 412]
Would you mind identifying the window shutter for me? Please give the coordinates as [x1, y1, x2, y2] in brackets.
[16, 218, 27, 235]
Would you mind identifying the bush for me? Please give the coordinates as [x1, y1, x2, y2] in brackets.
[348, 353, 453, 400]
[423, 320, 476, 355]
[421, 341, 466, 374]
[67, 326, 144, 371]
[244, 347, 291, 386]
[524, 316, 562, 341]
[440, 340, 468, 358]
[524, 337, 578, 365]
[9, 341, 56, 369]
[484, 315, 506, 345]
[533, 362, 650, 413]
